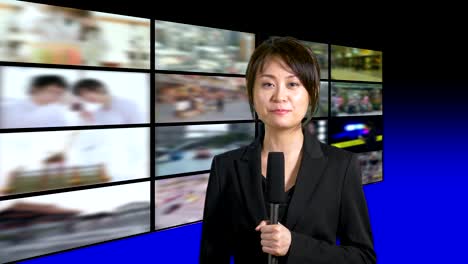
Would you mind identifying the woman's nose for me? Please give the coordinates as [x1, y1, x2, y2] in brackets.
[272, 85, 287, 102]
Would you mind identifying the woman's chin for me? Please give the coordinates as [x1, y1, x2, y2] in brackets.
[265, 119, 299, 130]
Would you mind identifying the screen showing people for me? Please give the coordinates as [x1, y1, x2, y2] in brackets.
[0, 66, 149, 129]
[331, 82, 382, 116]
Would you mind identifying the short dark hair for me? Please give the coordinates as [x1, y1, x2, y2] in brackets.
[29, 75, 67, 94]
[72, 79, 108, 96]
[245, 36, 321, 126]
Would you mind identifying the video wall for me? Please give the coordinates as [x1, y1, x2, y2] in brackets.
[0, 0, 383, 262]
[329, 45, 383, 184]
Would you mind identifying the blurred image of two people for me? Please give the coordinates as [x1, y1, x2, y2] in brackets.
[1, 75, 144, 128]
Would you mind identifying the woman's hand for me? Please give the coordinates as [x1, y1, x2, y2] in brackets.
[255, 220, 291, 256]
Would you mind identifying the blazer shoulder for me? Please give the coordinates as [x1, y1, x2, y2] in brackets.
[320, 141, 356, 164]
[213, 145, 249, 163]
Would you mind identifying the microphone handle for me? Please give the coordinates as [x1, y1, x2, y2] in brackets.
[268, 203, 280, 264]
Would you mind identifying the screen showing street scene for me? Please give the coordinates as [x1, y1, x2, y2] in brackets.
[0, 182, 150, 263]
[329, 116, 382, 153]
[155, 123, 255, 177]
[155, 173, 208, 230]
[155, 73, 251, 123]
[155, 20, 255, 74]
[331, 45, 382, 82]
[357, 150, 383, 184]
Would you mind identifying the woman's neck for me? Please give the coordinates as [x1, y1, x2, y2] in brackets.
[262, 124, 304, 155]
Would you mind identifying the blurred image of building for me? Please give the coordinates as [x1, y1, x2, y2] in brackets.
[0, 199, 150, 263]
[2, 164, 110, 196]
[0, 201, 81, 230]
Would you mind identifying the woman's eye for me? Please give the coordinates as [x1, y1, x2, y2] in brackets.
[262, 83, 274, 88]
[289, 82, 300, 87]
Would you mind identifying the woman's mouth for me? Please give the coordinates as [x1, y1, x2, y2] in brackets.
[270, 109, 291, 115]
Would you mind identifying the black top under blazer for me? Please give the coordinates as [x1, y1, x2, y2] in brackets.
[199, 124, 377, 264]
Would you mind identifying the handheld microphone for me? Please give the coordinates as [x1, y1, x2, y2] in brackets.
[266, 152, 286, 264]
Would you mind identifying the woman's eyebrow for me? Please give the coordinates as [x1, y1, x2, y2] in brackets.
[259, 74, 297, 79]
[259, 74, 276, 79]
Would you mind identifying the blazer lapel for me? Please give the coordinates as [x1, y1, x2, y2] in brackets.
[234, 134, 268, 227]
[234, 123, 328, 230]
[285, 126, 328, 230]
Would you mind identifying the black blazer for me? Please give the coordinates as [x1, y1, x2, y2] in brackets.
[199, 125, 376, 264]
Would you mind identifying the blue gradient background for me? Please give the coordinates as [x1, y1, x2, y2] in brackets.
[13, 4, 467, 264]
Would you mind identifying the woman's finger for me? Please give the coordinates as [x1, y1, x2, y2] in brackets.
[254, 220, 269, 231]
[260, 232, 279, 241]
[259, 223, 281, 234]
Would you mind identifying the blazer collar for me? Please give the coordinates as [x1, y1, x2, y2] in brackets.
[234, 123, 328, 230]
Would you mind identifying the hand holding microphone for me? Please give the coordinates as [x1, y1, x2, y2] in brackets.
[255, 219, 291, 258]
[254, 152, 292, 262]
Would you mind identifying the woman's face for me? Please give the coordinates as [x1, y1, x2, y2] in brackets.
[253, 56, 310, 130]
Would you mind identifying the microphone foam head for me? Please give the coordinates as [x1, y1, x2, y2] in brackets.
[266, 152, 286, 203]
